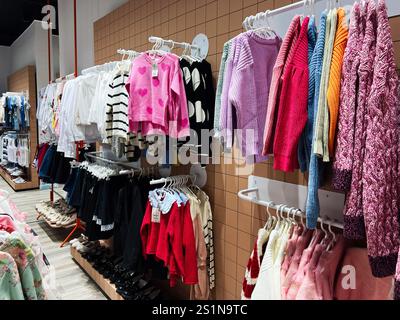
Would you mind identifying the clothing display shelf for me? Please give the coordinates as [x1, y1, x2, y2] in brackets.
[1, 66, 39, 191]
[238, 175, 344, 229]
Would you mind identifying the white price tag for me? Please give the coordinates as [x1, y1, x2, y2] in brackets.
[152, 63, 159, 78]
[151, 207, 161, 223]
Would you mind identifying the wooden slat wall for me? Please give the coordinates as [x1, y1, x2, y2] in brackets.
[93, 0, 400, 300]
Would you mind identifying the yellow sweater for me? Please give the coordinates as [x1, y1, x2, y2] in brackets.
[327, 8, 349, 156]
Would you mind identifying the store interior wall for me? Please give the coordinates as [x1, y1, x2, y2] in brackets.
[0, 46, 11, 93]
[57, 0, 129, 76]
[93, 0, 400, 300]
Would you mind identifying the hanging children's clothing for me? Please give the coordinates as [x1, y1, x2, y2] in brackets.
[221, 31, 281, 163]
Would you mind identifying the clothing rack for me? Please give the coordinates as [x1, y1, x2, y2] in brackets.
[150, 174, 195, 186]
[239, 188, 343, 229]
[238, 177, 344, 230]
[117, 48, 140, 57]
[149, 36, 201, 54]
[242, 0, 332, 29]
[81, 61, 118, 75]
[51, 73, 75, 84]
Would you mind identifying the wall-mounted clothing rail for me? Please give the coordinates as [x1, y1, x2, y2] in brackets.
[81, 61, 118, 75]
[150, 175, 195, 186]
[238, 187, 344, 229]
[117, 49, 140, 57]
[149, 36, 201, 53]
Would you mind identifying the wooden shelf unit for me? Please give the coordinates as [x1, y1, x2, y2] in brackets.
[1, 66, 39, 191]
[70, 246, 124, 301]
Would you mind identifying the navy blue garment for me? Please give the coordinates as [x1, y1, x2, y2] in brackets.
[38, 145, 57, 183]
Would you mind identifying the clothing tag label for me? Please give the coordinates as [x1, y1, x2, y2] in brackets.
[152, 63, 158, 78]
[151, 207, 161, 223]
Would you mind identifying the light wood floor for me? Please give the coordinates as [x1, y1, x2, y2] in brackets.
[0, 178, 107, 300]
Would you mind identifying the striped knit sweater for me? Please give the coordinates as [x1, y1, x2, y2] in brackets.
[262, 16, 301, 156]
[363, 0, 400, 279]
[327, 8, 348, 156]
[333, 3, 366, 192]
[305, 11, 328, 229]
[298, 15, 318, 173]
[241, 229, 269, 300]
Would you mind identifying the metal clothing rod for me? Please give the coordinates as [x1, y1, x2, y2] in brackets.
[150, 174, 195, 186]
[117, 49, 140, 56]
[238, 187, 344, 229]
[149, 36, 200, 52]
[81, 61, 118, 75]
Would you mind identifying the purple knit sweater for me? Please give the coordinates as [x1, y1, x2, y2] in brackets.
[363, 0, 400, 279]
[226, 33, 281, 163]
[342, 0, 377, 241]
[333, 2, 366, 192]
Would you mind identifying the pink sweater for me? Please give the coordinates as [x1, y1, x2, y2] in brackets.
[262, 16, 301, 155]
[273, 17, 310, 172]
[363, 0, 400, 278]
[127, 53, 190, 139]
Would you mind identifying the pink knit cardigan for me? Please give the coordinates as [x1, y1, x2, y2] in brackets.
[363, 0, 400, 278]
[262, 16, 301, 156]
[342, 1, 376, 241]
[333, 2, 365, 192]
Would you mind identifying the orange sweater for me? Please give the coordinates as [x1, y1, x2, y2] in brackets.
[327, 8, 349, 156]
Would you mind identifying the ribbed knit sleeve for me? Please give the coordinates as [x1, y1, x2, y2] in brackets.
[327, 8, 348, 156]
[314, 9, 337, 162]
[214, 41, 231, 136]
[273, 17, 310, 172]
[219, 38, 238, 150]
[332, 3, 364, 191]
[298, 16, 318, 173]
[363, 0, 400, 278]
[306, 11, 328, 229]
[262, 16, 301, 156]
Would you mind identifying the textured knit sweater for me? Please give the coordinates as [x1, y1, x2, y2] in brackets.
[305, 11, 328, 229]
[228, 32, 281, 163]
[214, 41, 231, 137]
[343, 0, 376, 241]
[262, 16, 301, 156]
[298, 16, 318, 173]
[314, 9, 337, 162]
[362, 0, 400, 279]
[333, 3, 366, 192]
[273, 17, 310, 172]
[326, 8, 348, 156]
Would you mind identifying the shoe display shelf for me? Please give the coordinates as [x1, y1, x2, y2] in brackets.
[36, 200, 79, 230]
[70, 245, 124, 300]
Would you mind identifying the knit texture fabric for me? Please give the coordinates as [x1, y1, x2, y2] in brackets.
[262, 16, 301, 156]
[327, 8, 349, 156]
[214, 41, 232, 137]
[363, 0, 400, 278]
[314, 9, 337, 162]
[228, 33, 281, 163]
[273, 17, 310, 172]
[343, 0, 377, 241]
[333, 3, 365, 192]
[305, 11, 328, 229]
[298, 16, 318, 173]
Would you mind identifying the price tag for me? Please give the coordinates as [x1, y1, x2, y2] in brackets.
[152, 63, 159, 78]
[151, 207, 161, 223]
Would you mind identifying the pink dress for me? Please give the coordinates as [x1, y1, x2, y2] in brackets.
[286, 230, 323, 300]
[315, 235, 345, 300]
[295, 243, 325, 300]
[281, 226, 301, 279]
[281, 229, 313, 299]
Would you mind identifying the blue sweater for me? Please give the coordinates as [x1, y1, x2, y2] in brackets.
[298, 15, 318, 172]
[306, 11, 328, 229]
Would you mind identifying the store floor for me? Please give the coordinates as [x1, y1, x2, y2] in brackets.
[0, 178, 107, 300]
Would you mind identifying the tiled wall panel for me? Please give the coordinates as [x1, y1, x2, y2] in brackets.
[93, 0, 400, 300]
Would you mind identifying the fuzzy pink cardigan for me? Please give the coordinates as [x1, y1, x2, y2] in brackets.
[362, 0, 400, 279]
[333, 2, 365, 192]
[342, 1, 376, 241]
